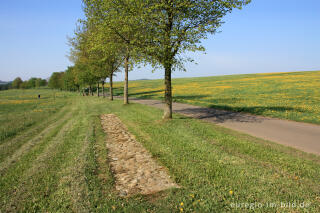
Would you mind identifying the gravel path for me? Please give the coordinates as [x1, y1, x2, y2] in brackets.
[100, 114, 178, 197]
[129, 98, 320, 155]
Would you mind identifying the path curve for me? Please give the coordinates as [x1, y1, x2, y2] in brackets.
[129, 98, 320, 155]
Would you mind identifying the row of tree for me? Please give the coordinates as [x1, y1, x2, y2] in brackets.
[11, 77, 47, 89]
[63, 0, 250, 119]
[0, 82, 11, 91]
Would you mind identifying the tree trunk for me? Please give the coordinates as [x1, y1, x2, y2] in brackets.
[89, 86, 93, 96]
[102, 81, 105, 98]
[109, 73, 113, 101]
[163, 64, 172, 119]
[97, 82, 100, 97]
[124, 47, 129, 104]
[162, 7, 174, 119]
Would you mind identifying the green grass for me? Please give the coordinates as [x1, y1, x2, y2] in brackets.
[0, 89, 75, 142]
[0, 89, 319, 212]
[113, 70, 320, 124]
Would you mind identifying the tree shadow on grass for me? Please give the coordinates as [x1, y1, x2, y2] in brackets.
[130, 90, 164, 99]
[121, 92, 306, 123]
[174, 107, 265, 123]
[173, 95, 210, 101]
[207, 102, 307, 115]
[171, 96, 305, 123]
[175, 105, 304, 123]
[113, 88, 163, 98]
[130, 90, 163, 96]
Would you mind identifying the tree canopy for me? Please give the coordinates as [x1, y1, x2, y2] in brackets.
[63, 0, 251, 118]
[48, 72, 64, 90]
[12, 77, 23, 89]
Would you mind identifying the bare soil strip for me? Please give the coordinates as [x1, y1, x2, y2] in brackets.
[100, 114, 178, 196]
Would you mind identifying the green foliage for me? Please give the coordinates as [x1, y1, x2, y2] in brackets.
[48, 72, 65, 89]
[137, 0, 251, 70]
[20, 81, 29, 89]
[62, 66, 79, 91]
[67, 14, 124, 93]
[0, 81, 12, 90]
[81, 0, 251, 117]
[27, 78, 37, 88]
[12, 77, 23, 89]
[68, 24, 100, 88]
[9, 77, 47, 90]
[74, 63, 97, 87]
[35, 78, 47, 87]
[83, 0, 140, 64]
[84, 0, 250, 70]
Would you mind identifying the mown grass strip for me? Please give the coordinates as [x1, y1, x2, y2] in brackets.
[0, 106, 78, 206]
[100, 100, 320, 212]
[1, 109, 82, 211]
[0, 90, 73, 142]
[0, 104, 71, 164]
[1, 93, 319, 212]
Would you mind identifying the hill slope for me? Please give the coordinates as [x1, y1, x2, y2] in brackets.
[114, 71, 320, 124]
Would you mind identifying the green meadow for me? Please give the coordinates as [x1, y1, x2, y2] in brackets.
[114, 71, 320, 124]
[0, 89, 319, 212]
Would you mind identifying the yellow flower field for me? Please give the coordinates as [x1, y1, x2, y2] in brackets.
[113, 71, 320, 124]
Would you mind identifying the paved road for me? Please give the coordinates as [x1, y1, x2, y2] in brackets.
[129, 98, 320, 155]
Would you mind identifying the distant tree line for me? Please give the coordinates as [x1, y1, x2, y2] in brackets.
[51, 0, 250, 119]
[0, 77, 47, 91]
[0, 82, 12, 91]
[48, 68, 81, 92]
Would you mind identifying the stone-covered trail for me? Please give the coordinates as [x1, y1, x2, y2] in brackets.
[101, 114, 178, 196]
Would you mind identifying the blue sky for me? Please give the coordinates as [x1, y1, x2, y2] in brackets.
[0, 0, 319, 81]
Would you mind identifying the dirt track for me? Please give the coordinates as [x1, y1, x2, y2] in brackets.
[100, 114, 178, 196]
[129, 98, 320, 155]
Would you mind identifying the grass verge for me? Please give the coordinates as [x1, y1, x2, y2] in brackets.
[0, 91, 319, 212]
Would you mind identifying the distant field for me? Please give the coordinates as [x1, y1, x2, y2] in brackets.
[0, 89, 74, 142]
[1, 89, 319, 212]
[114, 71, 320, 124]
